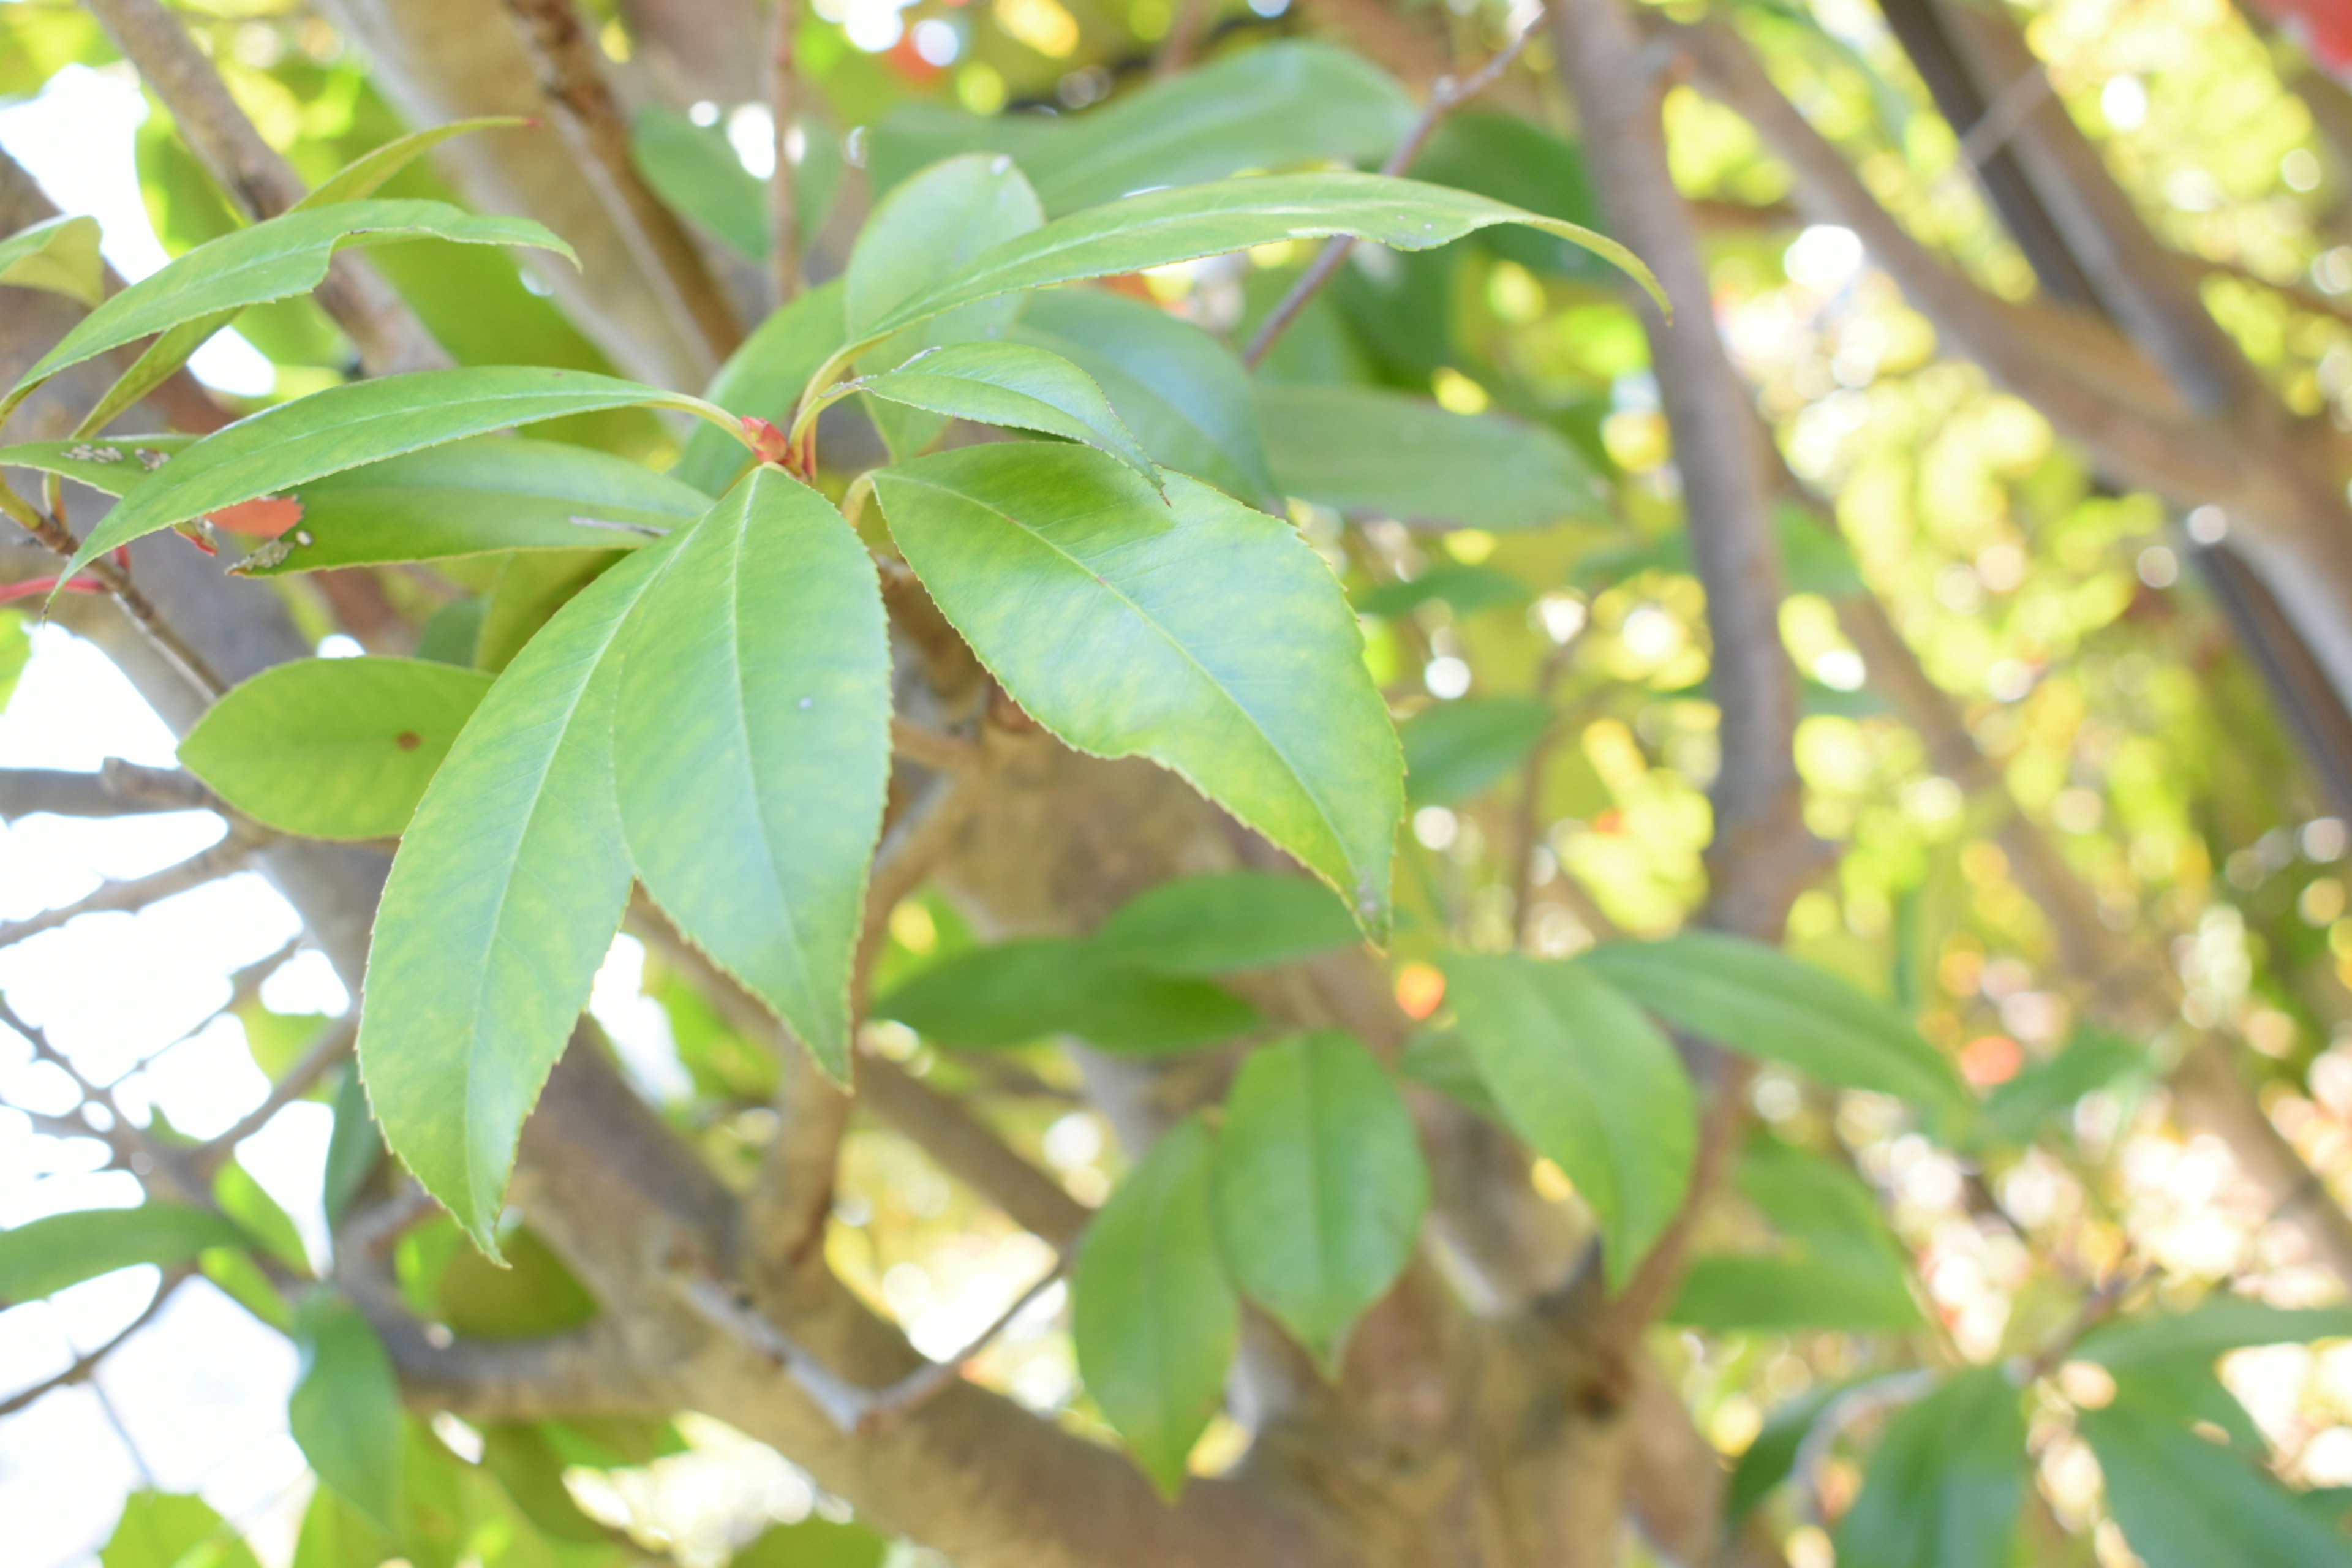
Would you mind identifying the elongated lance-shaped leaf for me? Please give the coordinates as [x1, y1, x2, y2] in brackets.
[851, 342, 1159, 483]
[2081, 1394, 2352, 1568]
[2, 201, 574, 421]
[872, 445, 1401, 934]
[1073, 1116, 1240, 1498]
[1836, 1368, 2027, 1568]
[289, 1295, 405, 1531]
[72, 310, 237, 440]
[0, 1203, 246, 1303]
[0, 435, 197, 496]
[61, 368, 739, 581]
[298, 117, 530, 209]
[1440, 952, 1695, 1286]
[612, 468, 891, 1079]
[0, 214, 105, 307]
[854, 172, 1666, 350]
[360, 537, 679, 1255]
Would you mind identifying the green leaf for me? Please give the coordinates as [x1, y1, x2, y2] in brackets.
[360, 536, 677, 1254]
[1395, 1028, 1501, 1118]
[2078, 1296, 2352, 1369]
[65, 367, 732, 579]
[677, 281, 845, 495]
[856, 172, 1666, 350]
[477, 1425, 616, 1544]
[477, 549, 622, 675]
[874, 937, 1257, 1053]
[1834, 1368, 2026, 1568]
[3, 201, 575, 418]
[1094, 872, 1361, 975]
[629, 107, 840, 264]
[854, 342, 1159, 482]
[1400, 696, 1551, 807]
[1671, 1138, 1918, 1332]
[231, 437, 703, 577]
[1259, 383, 1608, 531]
[2081, 1397, 2352, 1568]
[201, 1247, 294, 1332]
[873, 445, 1403, 934]
[298, 118, 531, 208]
[1208, 1032, 1427, 1363]
[1980, 1026, 2147, 1145]
[102, 1493, 262, 1568]
[0, 615, 26, 713]
[1074, 1115, 1240, 1498]
[1726, 1382, 1848, 1525]
[613, 469, 891, 1080]
[872, 43, 1415, 216]
[292, 1483, 391, 1568]
[0, 1203, 245, 1303]
[214, 1159, 311, 1276]
[1014, 288, 1277, 507]
[1580, 932, 1971, 1115]
[1355, 562, 1530, 620]
[846, 153, 1045, 462]
[732, 1517, 890, 1568]
[1440, 952, 1695, 1285]
[290, 1294, 405, 1531]
[0, 213, 105, 307]
[178, 657, 493, 839]
[0, 435, 198, 495]
[322, 1065, 380, 1226]
[1410, 114, 1608, 280]
[435, 1224, 597, 1338]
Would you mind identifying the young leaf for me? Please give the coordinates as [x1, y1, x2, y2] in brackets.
[230, 437, 702, 577]
[1400, 696, 1551, 807]
[290, 1294, 405, 1531]
[0, 213, 105, 307]
[360, 536, 677, 1255]
[1074, 1116, 1240, 1498]
[65, 367, 730, 578]
[853, 342, 1159, 482]
[1440, 952, 1695, 1285]
[2080, 1395, 2352, 1568]
[872, 447, 1403, 934]
[3, 201, 575, 419]
[873, 938, 1258, 1053]
[1208, 1032, 1427, 1364]
[677, 281, 845, 495]
[1014, 288, 1278, 507]
[0, 435, 197, 496]
[178, 657, 494, 839]
[1259, 384, 1608, 530]
[612, 468, 891, 1080]
[856, 172, 1667, 349]
[102, 1493, 262, 1568]
[845, 153, 1046, 461]
[1834, 1368, 2026, 1568]
[1094, 872, 1362, 975]
[1580, 932, 1971, 1115]
[0, 1203, 245, 1303]
[296, 117, 530, 209]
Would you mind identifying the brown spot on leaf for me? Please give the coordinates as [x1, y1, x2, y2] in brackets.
[396, 731, 422, 751]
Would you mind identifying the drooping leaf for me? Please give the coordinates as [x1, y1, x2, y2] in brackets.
[360, 537, 677, 1254]
[873, 938, 1258, 1053]
[1259, 383, 1607, 531]
[1074, 1116, 1240, 1498]
[322, 1065, 379, 1227]
[298, 117, 531, 208]
[854, 172, 1666, 351]
[1093, 872, 1361, 975]
[873, 445, 1403, 933]
[1410, 113, 1610, 281]
[853, 342, 1159, 481]
[2, 201, 575, 419]
[0, 213, 105, 306]
[289, 1294, 404, 1531]
[1014, 288, 1278, 507]
[0, 1203, 246, 1303]
[1580, 932, 1971, 1115]
[2076, 1295, 2352, 1369]
[872, 43, 1415, 215]
[65, 368, 734, 578]
[846, 153, 1046, 461]
[1208, 1032, 1427, 1363]
[213, 1159, 311, 1276]
[613, 468, 891, 1080]
[1355, 563, 1531, 620]
[0, 435, 198, 496]
[102, 1493, 262, 1568]
[2080, 1396, 2352, 1568]
[1400, 696, 1551, 807]
[230, 437, 702, 577]
[1834, 1368, 2026, 1568]
[1440, 952, 1695, 1285]
[677, 281, 846, 495]
[177, 657, 493, 839]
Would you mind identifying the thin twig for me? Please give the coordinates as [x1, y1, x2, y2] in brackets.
[889, 717, 985, 774]
[500, 0, 743, 374]
[197, 1014, 359, 1169]
[767, 0, 804, 304]
[2, 496, 228, 698]
[854, 1252, 1074, 1431]
[1243, 23, 1536, 369]
[0, 761, 221, 821]
[0, 831, 263, 955]
[0, 1266, 192, 1417]
[0, 992, 195, 1201]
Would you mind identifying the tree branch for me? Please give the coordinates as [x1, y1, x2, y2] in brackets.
[859, 1056, 1091, 1247]
[767, 0, 804, 304]
[0, 829, 265, 956]
[0, 761, 221, 821]
[195, 1014, 358, 1170]
[0, 1265, 192, 1419]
